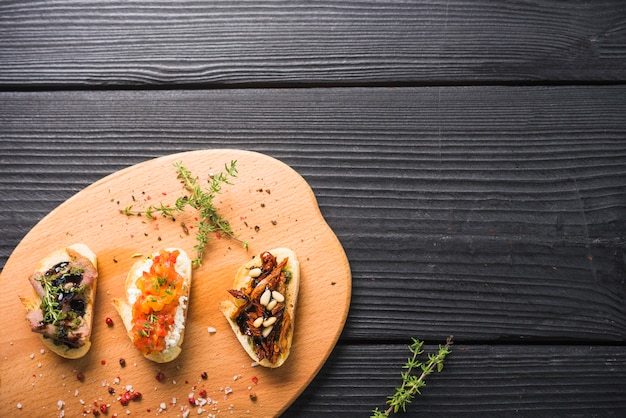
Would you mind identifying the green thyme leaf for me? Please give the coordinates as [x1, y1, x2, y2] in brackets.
[372, 335, 453, 417]
[121, 160, 248, 266]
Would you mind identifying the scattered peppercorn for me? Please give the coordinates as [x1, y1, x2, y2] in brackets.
[119, 358, 126, 367]
[77, 372, 85, 381]
[199, 389, 207, 398]
[132, 392, 142, 400]
[120, 391, 132, 406]
[101, 359, 106, 365]
[105, 317, 114, 326]
[100, 404, 108, 414]
[200, 371, 208, 380]
[108, 387, 116, 395]
[156, 371, 165, 382]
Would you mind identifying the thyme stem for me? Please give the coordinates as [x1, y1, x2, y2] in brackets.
[372, 335, 453, 417]
[121, 160, 248, 267]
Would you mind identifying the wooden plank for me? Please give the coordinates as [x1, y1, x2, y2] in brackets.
[1, 86, 625, 343]
[284, 343, 626, 416]
[0, 0, 625, 87]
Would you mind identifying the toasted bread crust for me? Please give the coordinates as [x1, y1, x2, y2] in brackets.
[221, 248, 300, 368]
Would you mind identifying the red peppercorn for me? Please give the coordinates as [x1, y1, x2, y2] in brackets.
[188, 397, 196, 406]
[100, 403, 108, 414]
[120, 391, 132, 406]
[77, 372, 85, 381]
[156, 371, 165, 382]
[101, 359, 106, 365]
[105, 317, 114, 326]
[132, 392, 142, 400]
[199, 389, 207, 398]
[251, 376, 258, 384]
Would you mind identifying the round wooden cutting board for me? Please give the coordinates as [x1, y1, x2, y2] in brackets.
[0, 149, 351, 417]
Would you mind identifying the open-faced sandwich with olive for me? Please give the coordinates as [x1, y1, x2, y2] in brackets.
[112, 248, 192, 363]
[21, 243, 98, 359]
[220, 248, 300, 368]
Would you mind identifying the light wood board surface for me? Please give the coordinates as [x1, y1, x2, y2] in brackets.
[0, 149, 351, 417]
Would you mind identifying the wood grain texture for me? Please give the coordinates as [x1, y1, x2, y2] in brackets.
[1, 0, 625, 87]
[285, 343, 626, 417]
[0, 150, 351, 417]
[1, 86, 625, 345]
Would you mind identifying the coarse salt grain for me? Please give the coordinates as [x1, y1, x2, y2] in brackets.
[207, 327, 216, 334]
[16, 403, 22, 409]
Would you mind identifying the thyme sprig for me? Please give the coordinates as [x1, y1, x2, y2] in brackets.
[37, 266, 86, 326]
[122, 160, 248, 267]
[372, 335, 453, 417]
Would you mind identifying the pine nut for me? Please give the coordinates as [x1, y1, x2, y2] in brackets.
[263, 317, 277, 327]
[271, 291, 285, 303]
[248, 268, 262, 278]
[260, 288, 271, 306]
[253, 317, 264, 328]
[266, 299, 277, 311]
[261, 325, 273, 338]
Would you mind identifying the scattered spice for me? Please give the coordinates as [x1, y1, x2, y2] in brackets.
[77, 372, 85, 381]
[201, 372, 208, 380]
[119, 358, 126, 367]
[156, 371, 165, 382]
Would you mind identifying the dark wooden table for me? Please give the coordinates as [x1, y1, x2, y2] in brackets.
[1, 1, 625, 416]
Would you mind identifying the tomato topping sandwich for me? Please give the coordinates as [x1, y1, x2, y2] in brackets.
[21, 243, 98, 359]
[221, 248, 300, 368]
[113, 248, 192, 363]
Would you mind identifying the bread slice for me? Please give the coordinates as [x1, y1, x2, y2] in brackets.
[112, 248, 192, 363]
[220, 248, 300, 368]
[21, 243, 98, 359]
